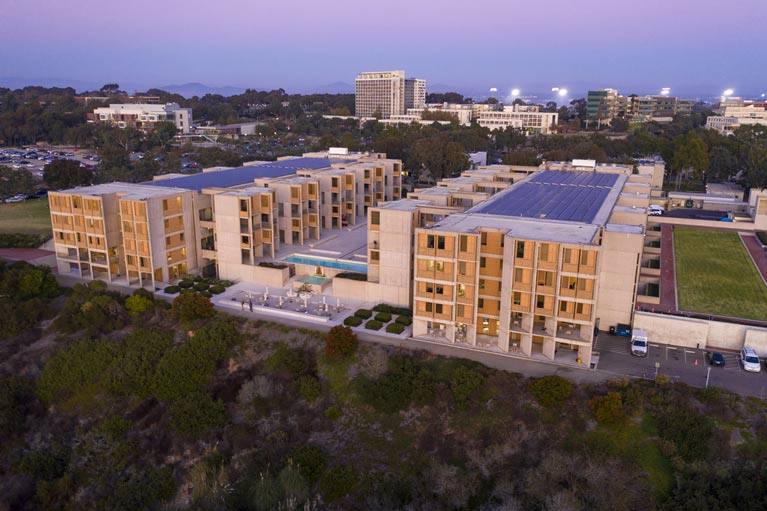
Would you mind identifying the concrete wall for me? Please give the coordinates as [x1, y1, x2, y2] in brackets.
[332, 276, 410, 307]
[634, 311, 767, 352]
[650, 216, 757, 232]
[217, 262, 290, 288]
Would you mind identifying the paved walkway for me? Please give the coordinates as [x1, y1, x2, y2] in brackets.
[658, 224, 678, 312]
[742, 234, 767, 286]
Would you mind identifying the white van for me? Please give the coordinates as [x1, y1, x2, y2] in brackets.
[741, 347, 762, 372]
[648, 205, 665, 216]
[631, 328, 648, 356]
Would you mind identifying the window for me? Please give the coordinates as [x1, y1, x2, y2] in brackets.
[371, 211, 380, 225]
[537, 271, 554, 287]
[539, 243, 549, 261]
[241, 235, 249, 244]
[435, 304, 443, 314]
[576, 303, 585, 314]
[240, 199, 248, 212]
[261, 195, 269, 207]
[479, 279, 486, 290]
[331, 178, 339, 188]
[578, 279, 588, 291]
[513, 292, 522, 305]
[370, 251, 380, 261]
[426, 283, 434, 293]
[291, 187, 299, 198]
[581, 250, 590, 265]
[560, 301, 568, 312]
[514, 268, 524, 282]
[563, 277, 577, 290]
[436, 261, 444, 272]
[426, 235, 435, 249]
[425, 302, 433, 313]
[308, 183, 316, 195]
[563, 248, 573, 264]
[426, 260, 435, 271]
[480, 257, 486, 268]
[163, 199, 168, 211]
[516, 241, 525, 258]
[478, 298, 485, 308]
[456, 304, 465, 317]
[437, 236, 445, 250]
[481, 232, 488, 246]
[458, 284, 466, 297]
[436, 285, 444, 295]
[458, 261, 467, 275]
[459, 235, 468, 252]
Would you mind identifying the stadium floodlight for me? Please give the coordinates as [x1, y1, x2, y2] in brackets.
[558, 88, 568, 97]
[511, 88, 520, 97]
[722, 89, 734, 96]
[490, 87, 498, 93]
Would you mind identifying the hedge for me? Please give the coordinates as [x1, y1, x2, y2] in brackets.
[364, 320, 383, 331]
[386, 322, 405, 334]
[374, 312, 392, 323]
[373, 304, 412, 317]
[395, 315, 412, 326]
[354, 309, 372, 319]
[164, 286, 180, 294]
[757, 231, 767, 246]
[344, 316, 363, 327]
[178, 280, 194, 289]
[219, 280, 234, 287]
[0, 233, 50, 248]
[193, 282, 209, 292]
[210, 285, 225, 295]
[259, 261, 288, 269]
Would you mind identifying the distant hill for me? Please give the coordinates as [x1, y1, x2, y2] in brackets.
[308, 82, 355, 94]
[156, 82, 248, 98]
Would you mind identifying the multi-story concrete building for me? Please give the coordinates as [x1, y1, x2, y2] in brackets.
[355, 70, 426, 118]
[89, 103, 193, 133]
[409, 170, 650, 366]
[706, 103, 767, 134]
[477, 105, 558, 134]
[405, 78, 427, 110]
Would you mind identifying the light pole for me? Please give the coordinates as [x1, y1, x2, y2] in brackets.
[706, 366, 711, 388]
[654, 361, 660, 379]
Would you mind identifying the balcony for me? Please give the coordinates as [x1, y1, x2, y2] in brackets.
[201, 236, 215, 251]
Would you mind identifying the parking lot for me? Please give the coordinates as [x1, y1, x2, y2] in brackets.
[595, 333, 767, 398]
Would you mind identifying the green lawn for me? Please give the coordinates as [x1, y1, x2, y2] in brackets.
[0, 199, 52, 234]
[674, 227, 767, 320]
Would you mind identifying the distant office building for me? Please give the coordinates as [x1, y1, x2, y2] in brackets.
[89, 103, 193, 133]
[405, 78, 427, 110]
[355, 70, 426, 118]
[587, 89, 695, 124]
[706, 103, 767, 134]
[477, 105, 558, 134]
[587, 89, 622, 123]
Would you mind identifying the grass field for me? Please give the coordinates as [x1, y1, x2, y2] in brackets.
[0, 199, 51, 234]
[674, 227, 767, 320]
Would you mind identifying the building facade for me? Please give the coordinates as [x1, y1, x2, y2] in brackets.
[89, 103, 193, 133]
[477, 106, 558, 134]
[355, 71, 426, 118]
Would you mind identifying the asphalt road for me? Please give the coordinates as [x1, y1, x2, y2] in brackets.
[595, 334, 767, 399]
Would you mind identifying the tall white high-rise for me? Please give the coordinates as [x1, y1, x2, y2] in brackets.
[355, 70, 426, 118]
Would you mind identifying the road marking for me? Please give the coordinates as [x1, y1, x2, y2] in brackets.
[685, 350, 696, 354]
[650, 344, 660, 348]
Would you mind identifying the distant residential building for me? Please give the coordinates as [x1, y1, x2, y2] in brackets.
[587, 89, 622, 124]
[477, 105, 558, 134]
[355, 70, 426, 118]
[587, 89, 695, 125]
[706, 103, 767, 134]
[89, 103, 193, 133]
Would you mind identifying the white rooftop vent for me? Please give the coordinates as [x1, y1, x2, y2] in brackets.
[572, 159, 597, 169]
[328, 147, 349, 155]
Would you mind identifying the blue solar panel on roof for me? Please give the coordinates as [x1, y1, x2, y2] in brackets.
[145, 157, 336, 192]
[470, 171, 620, 224]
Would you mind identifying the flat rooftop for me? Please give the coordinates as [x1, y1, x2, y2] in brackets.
[469, 171, 624, 224]
[59, 182, 190, 200]
[145, 157, 336, 192]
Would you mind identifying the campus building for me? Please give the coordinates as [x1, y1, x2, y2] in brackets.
[706, 103, 767, 134]
[476, 105, 559, 134]
[89, 103, 193, 133]
[355, 70, 427, 118]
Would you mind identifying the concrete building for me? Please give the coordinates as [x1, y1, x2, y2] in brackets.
[355, 70, 427, 119]
[706, 103, 767, 134]
[409, 170, 651, 366]
[477, 105, 558, 134]
[405, 78, 427, 110]
[89, 103, 193, 133]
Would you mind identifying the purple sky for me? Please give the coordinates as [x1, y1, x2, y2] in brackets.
[1, 0, 766, 97]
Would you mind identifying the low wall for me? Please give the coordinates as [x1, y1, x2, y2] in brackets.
[649, 217, 756, 232]
[634, 311, 767, 352]
[217, 262, 290, 288]
[332, 277, 410, 307]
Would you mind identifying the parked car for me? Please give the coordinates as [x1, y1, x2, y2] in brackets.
[631, 328, 648, 357]
[648, 205, 665, 216]
[741, 347, 762, 372]
[709, 352, 726, 367]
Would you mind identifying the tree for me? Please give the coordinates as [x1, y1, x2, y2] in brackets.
[486, 97, 499, 104]
[708, 145, 739, 182]
[150, 122, 177, 150]
[0, 165, 36, 197]
[171, 291, 214, 322]
[325, 325, 358, 359]
[43, 159, 93, 190]
[528, 375, 571, 408]
[100, 83, 121, 94]
[671, 133, 709, 189]
[588, 392, 625, 425]
[746, 144, 767, 190]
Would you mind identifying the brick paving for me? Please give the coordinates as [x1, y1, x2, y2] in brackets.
[741, 234, 767, 285]
[657, 224, 678, 313]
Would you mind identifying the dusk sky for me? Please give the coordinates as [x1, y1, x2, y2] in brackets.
[1, 0, 766, 97]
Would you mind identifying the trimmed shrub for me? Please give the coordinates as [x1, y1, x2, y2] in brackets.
[299, 375, 322, 402]
[172, 292, 214, 322]
[125, 294, 153, 316]
[343, 316, 363, 327]
[325, 325, 358, 359]
[365, 320, 383, 331]
[374, 312, 392, 323]
[259, 261, 288, 269]
[757, 231, 767, 246]
[193, 282, 209, 292]
[200, 291, 212, 298]
[163, 285, 180, 294]
[335, 272, 367, 281]
[209, 285, 225, 295]
[395, 315, 413, 326]
[178, 280, 194, 289]
[219, 280, 234, 287]
[373, 304, 412, 317]
[354, 309, 372, 319]
[529, 375, 572, 408]
[386, 322, 405, 335]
